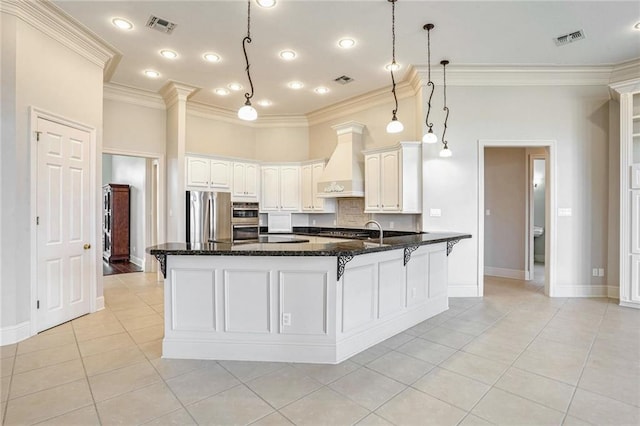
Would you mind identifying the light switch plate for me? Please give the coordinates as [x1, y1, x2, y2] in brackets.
[558, 208, 572, 217]
[486, 209, 491, 216]
[598, 268, 604, 277]
[430, 208, 442, 217]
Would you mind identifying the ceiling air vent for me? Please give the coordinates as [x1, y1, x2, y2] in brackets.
[146, 15, 177, 34]
[553, 30, 585, 46]
[334, 75, 354, 85]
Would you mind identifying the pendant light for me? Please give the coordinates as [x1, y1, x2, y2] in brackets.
[386, 0, 404, 134]
[238, 0, 257, 121]
[422, 23, 438, 144]
[439, 60, 452, 157]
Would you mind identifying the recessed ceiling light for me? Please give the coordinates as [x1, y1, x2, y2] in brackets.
[144, 70, 160, 78]
[203, 53, 221, 63]
[385, 62, 401, 72]
[214, 88, 230, 96]
[314, 86, 329, 94]
[112, 18, 133, 30]
[256, 0, 276, 8]
[228, 83, 243, 91]
[160, 49, 177, 59]
[279, 50, 296, 60]
[288, 81, 304, 90]
[257, 99, 272, 107]
[338, 38, 356, 49]
[635, 22, 640, 30]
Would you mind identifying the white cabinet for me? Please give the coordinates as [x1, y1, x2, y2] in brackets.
[186, 156, 232, 190]
[363, 141, 422, 214]
[301, 161, 336, 213]
[260, 165, 300, 212]
[232, 161, 258, 200]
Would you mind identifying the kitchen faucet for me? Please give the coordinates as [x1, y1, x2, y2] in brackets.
[364, 220, 383, 245]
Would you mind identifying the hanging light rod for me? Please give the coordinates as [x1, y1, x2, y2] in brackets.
[386, 0, 404, 134]
[238, 0, 258, 121]
[422, 23, 438, 144]
[439, 60, 452, 157]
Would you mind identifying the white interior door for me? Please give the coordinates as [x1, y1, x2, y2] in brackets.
[36, 117, 92, 331]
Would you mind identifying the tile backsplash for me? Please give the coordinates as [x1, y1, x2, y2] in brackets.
[337, 198, 371, 228]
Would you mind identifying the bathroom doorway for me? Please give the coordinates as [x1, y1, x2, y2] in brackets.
[529, 155, 547, 288]
[478, 140, 556, 297]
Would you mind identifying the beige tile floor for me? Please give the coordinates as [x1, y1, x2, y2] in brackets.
[1, 269, 639, 425]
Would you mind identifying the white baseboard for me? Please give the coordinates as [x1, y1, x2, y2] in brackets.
[484, 267, 526, 280]
[130, 255, 144, 268]
[619, 300, 640, 309]
[0, 321, 31, 345]
[552, 285, 610, 298]
[607, 286, 619, 299]
[448, 285, 481, 297]
[95, 296, 105, 311]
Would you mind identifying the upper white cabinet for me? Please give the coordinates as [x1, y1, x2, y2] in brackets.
[261, 164, 301, 212]
[232, 161, 259, 201]
[363, 141, 422, 214]
[186, 156, 231, 190]
[301, 161, 336, 213]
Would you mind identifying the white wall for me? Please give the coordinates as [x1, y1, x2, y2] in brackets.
[308, 96, 418, 158]
[186, 113, 256, 158]
[105, 154, 147, 267]
[255, 126, 309, 162]
[1, 12, 104, 333]
[420, 84, 611, 296]
[484, 148, 527, 274]
[103, 99, 166, 156]
[102, 153, 113, 185]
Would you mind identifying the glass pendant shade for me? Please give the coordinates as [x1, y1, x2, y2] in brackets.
[439, 145, 452, 157]
[386, 117, 404, 133]
[422, 130, 438, 144]
[238, 103, 257, 121]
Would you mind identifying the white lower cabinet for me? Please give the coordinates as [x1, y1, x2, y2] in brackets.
[363, 141, 422, 213]
[260, 164, 300, 212]
[161, 243, 449, 363]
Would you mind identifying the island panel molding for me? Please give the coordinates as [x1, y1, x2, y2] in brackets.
[149, 232, 469, 363]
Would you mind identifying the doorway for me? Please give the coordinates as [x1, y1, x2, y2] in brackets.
[101, 150, 165, 277]
[530, 155, 546, 288]
[478, 140, 556, 297]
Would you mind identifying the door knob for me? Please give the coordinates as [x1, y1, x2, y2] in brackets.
[83, 243, 91, 250]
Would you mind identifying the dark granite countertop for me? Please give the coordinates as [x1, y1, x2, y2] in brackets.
[147, 230, 471, 258]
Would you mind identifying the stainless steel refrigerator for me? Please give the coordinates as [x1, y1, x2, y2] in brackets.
[186, 191, 231, 243]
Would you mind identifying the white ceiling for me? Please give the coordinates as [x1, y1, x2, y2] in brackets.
[54, 0, 640, 116]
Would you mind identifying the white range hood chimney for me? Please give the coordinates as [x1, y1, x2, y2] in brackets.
[316, 121, 366, 198]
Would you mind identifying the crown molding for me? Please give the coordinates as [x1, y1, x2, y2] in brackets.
[609, 59, 640, 86]
[306, 77, 417, 127]
[1, 0, 121, 81]
[187, 101, 308, 128]
[159, 81, 200, 108]
[413, 64, 614, 87]
[103, 83, 165, 110]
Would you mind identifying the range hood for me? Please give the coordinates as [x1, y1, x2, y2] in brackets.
[316, 121, 366, 198]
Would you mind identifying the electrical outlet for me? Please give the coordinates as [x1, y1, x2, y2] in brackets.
[282, 313, 291, 326]
[389, 221, 394, 229]
[430, 208, 442, 217]
[598, 268, 604, 277]
[333, 220, 337, 226]
[592, 268, 598, 277]
[486, 209, 491, 216]
[312, 219, 316, 225]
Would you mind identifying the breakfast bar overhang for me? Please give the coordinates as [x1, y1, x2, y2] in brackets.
[148, 232, 470, 364]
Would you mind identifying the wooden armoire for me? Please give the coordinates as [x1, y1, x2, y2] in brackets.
[103, 183, 130, 262]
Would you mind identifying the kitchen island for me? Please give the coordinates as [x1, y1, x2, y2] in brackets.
[148, 230, 470, 364]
